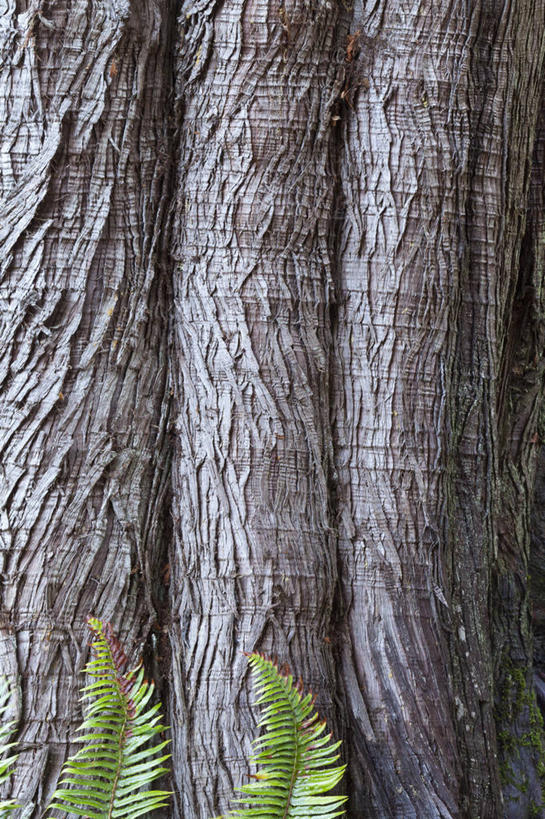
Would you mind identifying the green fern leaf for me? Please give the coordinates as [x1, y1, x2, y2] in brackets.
[47, 617, 171, 819]
[220, 653, 347, 819]
[0, 678, 19, 816]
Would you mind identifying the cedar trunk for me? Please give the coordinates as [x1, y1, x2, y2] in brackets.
[332, 1, 545, 816]
[0, 0, 173, 810]
[2, 1, 545, 818]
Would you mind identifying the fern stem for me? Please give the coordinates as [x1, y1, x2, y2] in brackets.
[96, 622, 132, 819]
[47, 617, 171, 819]
[107, 711, 129, 819]
[282, 713, 299, 819]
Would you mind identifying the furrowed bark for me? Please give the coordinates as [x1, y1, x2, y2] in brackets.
[332, 1, 545, 816]
[169, 0, 345, 814]
[500, 89, 545, 815]
[448, 4, 545, 815]
[529, 102, 545, 685]
[0, 1, 173, 812]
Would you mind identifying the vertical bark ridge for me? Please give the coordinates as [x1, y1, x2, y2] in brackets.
[446, 3, 545, 815]
[332, 1, 545, 816]
[0, 1, 173, 812]
[169, 0, 345, 815]
[530, 93, 545, 714]
[331, 3, 470, 814]
[492, 80, 545, 815]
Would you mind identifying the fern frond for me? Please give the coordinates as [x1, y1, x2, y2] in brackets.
[48, 617, 171, 819]
[0, 678, 19, 816]
[221, 653, 347, 818]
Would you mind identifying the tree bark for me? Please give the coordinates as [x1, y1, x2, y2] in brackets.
[168, 0, 346, 814]
[3, 2, 545, 818]
[0, 1, 172, 812]
[492, 79, 545, 817]
[332, 1, 545, 816]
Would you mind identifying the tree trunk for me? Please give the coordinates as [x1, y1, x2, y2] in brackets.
[493, 80, 545, 817]
[332, 1, 545, 816]
[168, 0, 346, 814]
[0, 1, 172, 811]
[3, 1, 545, 818]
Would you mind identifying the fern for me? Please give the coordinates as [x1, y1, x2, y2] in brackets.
[0, 678, 19, 816]
[48, 617, 171, 819]
[220, 653, 347, 818]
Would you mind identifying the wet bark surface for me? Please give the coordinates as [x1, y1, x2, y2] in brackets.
[446, 2, 545, 815]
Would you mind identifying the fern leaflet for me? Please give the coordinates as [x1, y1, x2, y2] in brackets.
[0, 678, 19, 816]
[220, 653, 347, 818]
[48, 617, 171, 819]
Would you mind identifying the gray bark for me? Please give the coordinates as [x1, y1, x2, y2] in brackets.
[169, 0, 346, 814]
[0, 0, 172, 812]
[332, 1, 545, 816]
[3, 1, 545, 818]
[494, 83, 545, 817]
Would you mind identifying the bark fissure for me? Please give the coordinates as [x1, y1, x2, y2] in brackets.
[0, 1, 175, 810]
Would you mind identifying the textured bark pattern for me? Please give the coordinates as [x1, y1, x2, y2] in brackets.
[3, 1, 545, 817]
[493, 82, 545, 815]
[332, 1, 545, 816]
[169, 0, 345, 814]
[0, 1, 172, 812]
[526, 100, 545, 670]
[447, 4, 545, 815]
[529, 106, 545, 671]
